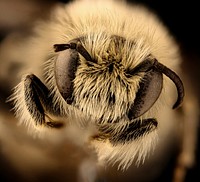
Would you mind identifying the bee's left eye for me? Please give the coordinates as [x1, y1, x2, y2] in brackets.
[127, 58, 185, 120]
[128, 69, 163, 120]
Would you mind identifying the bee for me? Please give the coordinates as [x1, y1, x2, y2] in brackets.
[9, 0, 190, 178]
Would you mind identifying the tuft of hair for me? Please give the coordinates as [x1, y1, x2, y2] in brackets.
[8, 75, 48, 137]
[91, 130, 158, 170]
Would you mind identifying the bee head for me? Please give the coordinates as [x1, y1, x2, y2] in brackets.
[54, 35, 184, 124]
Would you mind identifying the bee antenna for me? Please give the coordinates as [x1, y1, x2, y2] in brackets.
[54, 43, 93, 62]
[153, 60, 185, 109]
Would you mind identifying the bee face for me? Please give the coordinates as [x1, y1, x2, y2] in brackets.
[53, 37, 137, 125]
[54, 34, 183, 129]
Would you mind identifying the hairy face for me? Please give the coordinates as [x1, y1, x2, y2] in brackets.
[55, 35, 148, 122]
[54, 34, 184, 144]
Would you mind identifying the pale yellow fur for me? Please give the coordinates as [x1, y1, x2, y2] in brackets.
[10, 0, 183, 170]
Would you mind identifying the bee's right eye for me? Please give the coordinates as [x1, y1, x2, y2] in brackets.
[54, 48, 80, 104]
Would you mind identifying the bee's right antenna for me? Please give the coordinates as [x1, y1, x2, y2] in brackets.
[54, 43, 94, 63]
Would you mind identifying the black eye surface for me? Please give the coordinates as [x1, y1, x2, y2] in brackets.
[127, 58, 185, 120]
[54, 48, 79, 104]
[128, 69, 163, 120]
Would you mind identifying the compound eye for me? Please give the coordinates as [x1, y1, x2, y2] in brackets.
[55, 48, 79, 104]
[128, 69, 163, 120]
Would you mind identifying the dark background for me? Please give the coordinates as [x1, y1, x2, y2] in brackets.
[0, 0, 199, 181]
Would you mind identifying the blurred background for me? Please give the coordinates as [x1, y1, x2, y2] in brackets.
[0, 0, 199, 182]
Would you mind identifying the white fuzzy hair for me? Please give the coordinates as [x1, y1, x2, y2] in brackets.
[10, 0, 182, 171]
